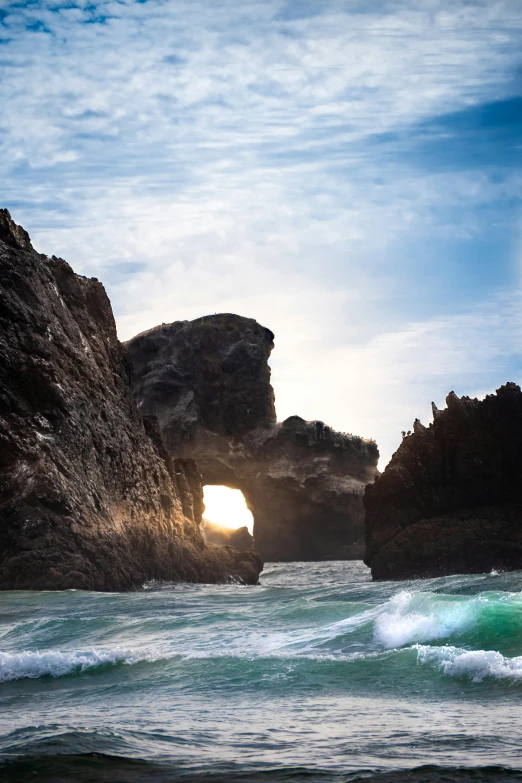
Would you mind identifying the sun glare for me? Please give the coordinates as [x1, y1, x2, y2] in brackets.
[202, 486, 253, 533]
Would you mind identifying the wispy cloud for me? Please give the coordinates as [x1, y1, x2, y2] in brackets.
[2, 0, 522, 465]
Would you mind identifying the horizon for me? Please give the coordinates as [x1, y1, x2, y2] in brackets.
[2, 0, 522, 466]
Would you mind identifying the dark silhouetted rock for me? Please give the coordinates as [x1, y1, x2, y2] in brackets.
[0, 210, 262, 590]
[202, 520, 254, 551]
[126, 316, 379, 561]
[364, 384, 522, 579]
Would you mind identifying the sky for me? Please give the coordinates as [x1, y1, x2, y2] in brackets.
[1, 0, 522, 466]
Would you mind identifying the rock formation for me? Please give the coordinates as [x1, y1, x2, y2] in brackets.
[126, 316, 379, 561]
[364, 384, 522, 579]
[0, 210, 262, 590]
[201, 520, 254, 551]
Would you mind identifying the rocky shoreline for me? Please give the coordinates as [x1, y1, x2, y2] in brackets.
[0, 209, 261, 590]
[2, 208, 522, 587]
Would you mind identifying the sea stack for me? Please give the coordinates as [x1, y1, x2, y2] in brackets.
[126, 315, 379, 561]
[364, 384, 522, 579]
[0, 210, 262, 590]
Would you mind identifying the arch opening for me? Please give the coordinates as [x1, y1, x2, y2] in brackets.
[202, 485, 253, 534]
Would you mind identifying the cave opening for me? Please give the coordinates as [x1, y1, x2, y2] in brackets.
[202, 485, 254, 534]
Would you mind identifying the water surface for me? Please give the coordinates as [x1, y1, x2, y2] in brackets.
[1, 562, 521, 782]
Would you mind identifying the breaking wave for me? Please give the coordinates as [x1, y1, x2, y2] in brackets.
[373, 588, 522, 652]
[0, 648, 150, 682]
[417, 645, 522, 682]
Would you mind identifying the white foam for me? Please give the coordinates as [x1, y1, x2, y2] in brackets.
[417, 645, 522, 682]
[0, 648, 147, 682]
[374, 591, 477, 649]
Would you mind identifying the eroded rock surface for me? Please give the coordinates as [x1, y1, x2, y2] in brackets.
[0, 210, 262, 590]
[127, 315, 379, 561]
[364, 384, 522, 579]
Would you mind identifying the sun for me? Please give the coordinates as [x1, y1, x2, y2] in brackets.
[202, 486, 253, 534]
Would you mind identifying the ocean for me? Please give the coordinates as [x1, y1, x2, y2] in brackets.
[0, 562, 521, 783]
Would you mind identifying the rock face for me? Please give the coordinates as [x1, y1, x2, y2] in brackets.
[201, 520, 254, 551]
[126, 316, 379, 561]
[0, 210, 262, 590]
[364, 384, 522, 579]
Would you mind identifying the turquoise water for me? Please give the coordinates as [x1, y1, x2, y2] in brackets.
[0, 562, 521, 782]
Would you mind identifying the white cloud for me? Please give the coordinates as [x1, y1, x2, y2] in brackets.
[1, 0, 522, 467]
[27, 173, 521, 466]
[2, 0, 521, 180]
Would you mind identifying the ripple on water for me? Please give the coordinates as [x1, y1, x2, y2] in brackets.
[0, 562, 521, 778]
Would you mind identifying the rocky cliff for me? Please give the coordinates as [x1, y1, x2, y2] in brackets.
[127, 315, 379, 561]
[364, 384, 522, 579]
[0, 210, 262, 590]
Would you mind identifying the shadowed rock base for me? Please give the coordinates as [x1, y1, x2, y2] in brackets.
[0, 210, 262, 590]
[364, 384, 522, 579]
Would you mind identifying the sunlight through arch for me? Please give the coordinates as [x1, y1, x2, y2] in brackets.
[202, 486, 253, 534]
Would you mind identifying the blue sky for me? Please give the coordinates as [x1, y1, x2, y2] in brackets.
[1, 0, 522, 465]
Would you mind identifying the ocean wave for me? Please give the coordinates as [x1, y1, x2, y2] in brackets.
[373, 590, 522, 650]
[416, 645, 522, 682]
[0, 648, 151, 682]
[2, 581, 522, 684]
[168, 588, 522, 661]
[373, 591, 476, 648]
